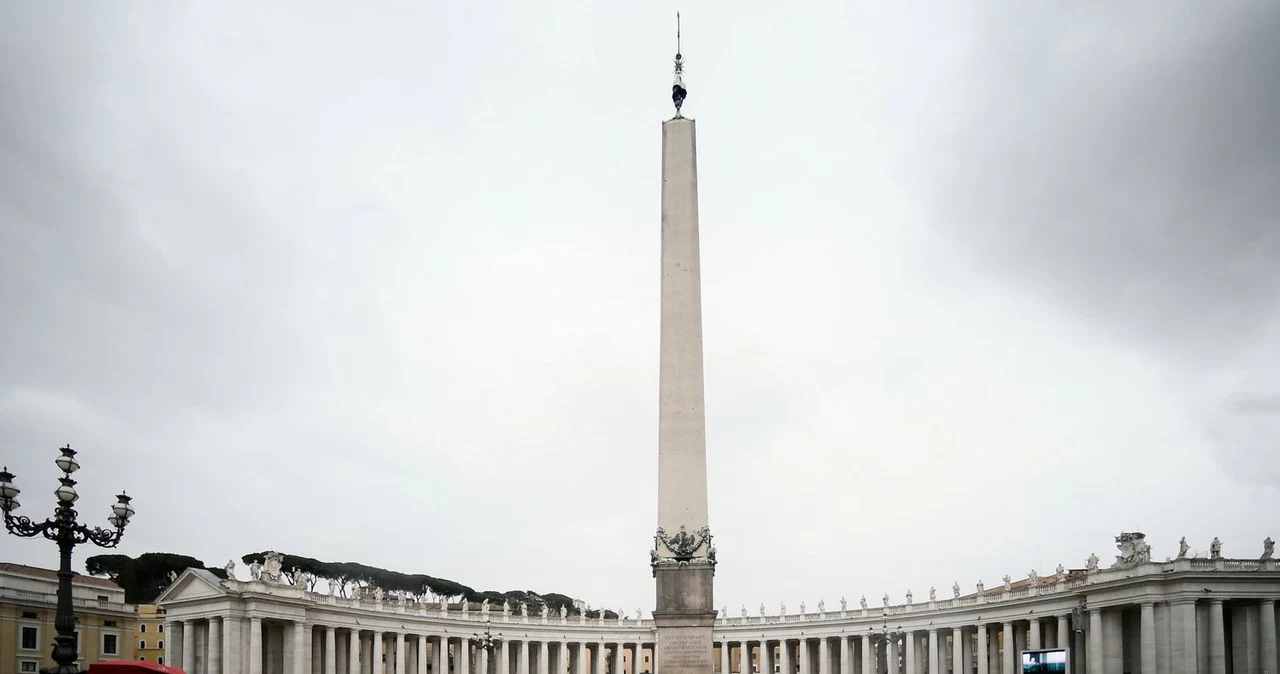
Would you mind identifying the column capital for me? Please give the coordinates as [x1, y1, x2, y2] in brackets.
[1140, 602, 1155, 609]
[1208, 598, 1224, 606]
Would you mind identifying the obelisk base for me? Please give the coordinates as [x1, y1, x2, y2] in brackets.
[654, 563, 716, 674]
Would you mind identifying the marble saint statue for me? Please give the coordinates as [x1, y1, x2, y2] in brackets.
[1027, 570, 1038, 584]
[521, 603, 529, 618]
[1055, 564, 1066, 580]
[721, 606, 727, 619]
[839, 597, 847, 612]
[817, 599, 825, 614]
[250, 560, 262, 581]
[799, 601, 806, 614]
[1086, 554, 1099, 572]
[928, 587, 936, 602]
[481, 599, 490, 616]
[975, 580, 984, 594]
[1177, 537, 1190, 559]
[1210, 537, 1222, 559]
[224, 560, 236, 580]
[780, 602, 786, 615]
[1263, 537, 1275, 560]
[741, 605, 747, 618]
[952, 582, 960, 599]
[905, 590, 913, 605]
[636, 608, 643, 620]
[1002, 575, 1012, 591]
[541, 605, 549, 619]
[503, 600, 511, 616]
[760, 603, 766, 617]
[882, 594, 889, 608]
[860, 596, 867, 610]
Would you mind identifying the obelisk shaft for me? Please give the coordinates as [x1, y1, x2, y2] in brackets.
[657, 116, 709, 538]
[652, 115, 716, 674]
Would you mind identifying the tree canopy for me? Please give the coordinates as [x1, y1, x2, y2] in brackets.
[85, 550, 612, 617]
[84, 552, 223, 604]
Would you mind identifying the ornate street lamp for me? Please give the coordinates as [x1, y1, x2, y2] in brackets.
[469, 619, 503, 674]
[1, 445, 135, 674]
[870, 615, 903, 674]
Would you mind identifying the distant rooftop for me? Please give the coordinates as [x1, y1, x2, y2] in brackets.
[0, 562, 124, 590]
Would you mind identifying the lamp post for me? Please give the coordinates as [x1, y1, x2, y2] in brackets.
[1, 445, 136, 674]
[470, 619, 502, 674]
[870, 615, 903, 674]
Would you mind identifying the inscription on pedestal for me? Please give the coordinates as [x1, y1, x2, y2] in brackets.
[658, 626, 714, 674]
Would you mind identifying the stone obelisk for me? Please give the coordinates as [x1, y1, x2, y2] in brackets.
[651, 16, 717, 674]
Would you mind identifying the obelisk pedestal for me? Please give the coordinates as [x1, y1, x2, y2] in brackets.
[651, 44, 716, 674]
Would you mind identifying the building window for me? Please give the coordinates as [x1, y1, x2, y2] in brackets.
[140, 657, 147, 662]
[104, 620, 118, 628]
[21, 662, 40, 674]
[140, 640, 147, 650]
[158, 657, 165, 665]
[158, 624, 164, 633]
[158, 640, 165, 649]
[22, 611, 38, 620]
[21, 625, 40, 650]
[97, 595, 110, 603]
[103, 633, 119, 656]
[141, 624, 148, 633]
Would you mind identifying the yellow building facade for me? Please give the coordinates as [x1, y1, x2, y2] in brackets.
[0, 563, 138, 674]
[135, 604, 168, 664]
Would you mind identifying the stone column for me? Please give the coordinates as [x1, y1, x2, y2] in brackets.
[1001, 623, 1014, 674]
[210, 618, 223, 674]
[780, 641, 792, 674]
[1087, 610, 1102, 674]
[225, 616, 241, 674]
[927, 630, 938, 674]
[976, 626, 987, 674]
[184, 621, 197, 674]
[349, 632, 362, 674]
[537, 642, 549, 674]
[295, 624, 309, 674]
[439, 638, 451, 674]
[418, 636, 429, 674]
[952, 629, 962, 674]
[373, 633, 386, 674]
[1139, 604, 1155, 674]
[861, 636, 872, 674]
[520, 641, 531, 674]
[760, 642, 772, 674]
[1056, 617, 1068, 653]
[611, 644, 622, 674]
[1260, 600, 1278, 674]
[460, 641, 470, 674]
[323, 629, 336, 674]
[905, 633, 917, 674]
[1208, 600, 1225, 674]
[396, 634, 406, 674]
[721, 643, 731, 674]
[819, 639, 830, 674]
[1028, 620, 1040, 652]
[249, 619, 263, 674]
[840, 637, 852, 674]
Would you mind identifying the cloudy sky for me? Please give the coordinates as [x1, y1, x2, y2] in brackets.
[2, 2, 1277, 615]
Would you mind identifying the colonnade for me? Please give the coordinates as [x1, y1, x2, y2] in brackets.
[165, 618, 655, 674]
[711, 599, 1279, 674]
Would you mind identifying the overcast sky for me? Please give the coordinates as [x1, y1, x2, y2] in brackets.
[2, 2, 1277, 616]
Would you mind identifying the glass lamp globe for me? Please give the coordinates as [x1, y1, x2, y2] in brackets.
[54, 482, 79, 503]
[0, 497, 18, 513]
[54, 450, 80, 474]
[0, 469, 18, 500]
[112, 493, 135, 520]
[108, 513, 123, 528]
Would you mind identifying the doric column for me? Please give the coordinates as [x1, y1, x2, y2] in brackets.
[349, 631, 361, 674]
[1028, 619, 1040, 652]
[721, 643, 731, 674]
[861, 636, 872, 674]
[611, 644, 622, 674]
[927, 630, 938, 674]
[760, 642, 773, 674]
[976, 626, 987, 674]
[324, 629, 337, 674]
[395, 634, 406, 674]
[373, 633, 385, 674]
[479, 644, 489, 674]
[417, 636, 428, 674]
[295, 623, 309, 674]
[1208, 600, 1225, 674]
[904, 632, 917, 674]
[1140, 604, 1155, 674]
[839, 637, 852, 674]
[520, 641, 532, 674]
[1001, 623, 1014, 674]
[249, 619, 263, 674]
[209, 618, 223, 674]
[951, 629, 962, 674]
[818, 638, 829, 674]
[459, 640, 470, 674]
[1261, 600, 1278, 674]
[537, 642, 549, 674]
[1056, 617, 1068, 653]
[165, 621, 178, 666]
[183, 621, 197, 674]
[780, 641, 793, 674]
[224, 616, 240, 674]
[1087, 610, 1102, 674]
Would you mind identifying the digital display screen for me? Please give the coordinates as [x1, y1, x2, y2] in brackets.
[1021, 649, 1067, 673]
